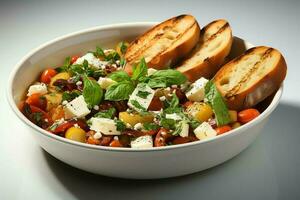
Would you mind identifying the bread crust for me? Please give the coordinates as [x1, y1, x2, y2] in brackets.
[124, 15, 200, 74]
[214, 46, 287, 110]
[176, 19, 233, 82]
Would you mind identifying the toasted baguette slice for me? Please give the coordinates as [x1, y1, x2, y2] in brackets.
[214, 46, 287, 110]
[176, 19, 233, 82]
[124, 15, 200, 74]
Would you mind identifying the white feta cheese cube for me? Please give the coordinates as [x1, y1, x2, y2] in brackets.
[165, 113, 182, 121]
[64, 95, 90, 119]
[179, 122, 189, 138]
[186, 77, 209, 102]
[97, 77, 116, 89]
[194, 122, 217, 140]
[128, 83, 155, 112]
[131, 135, 153, 149]
[74, 53, 108, 68]
[90, 118, 120, 135]
[27, 82, 47, 96]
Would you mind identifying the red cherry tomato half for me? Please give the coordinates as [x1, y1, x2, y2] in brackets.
[25, 93, 47, 110]
[40, 68, 57, 84]
[71, 55, 80, 64]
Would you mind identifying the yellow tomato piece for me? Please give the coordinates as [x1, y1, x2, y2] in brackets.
[228, 110, 238, 122]
[65, 127, 86, 143]
[186, 102, 213, 122]
[119, 112, 154, 127]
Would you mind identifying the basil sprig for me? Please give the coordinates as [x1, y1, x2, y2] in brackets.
[104, 57, 187, 101]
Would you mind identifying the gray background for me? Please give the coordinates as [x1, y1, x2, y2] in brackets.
[1, 0, 299, 199]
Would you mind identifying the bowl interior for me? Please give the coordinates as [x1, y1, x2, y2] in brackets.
[8, 22, 282, 151]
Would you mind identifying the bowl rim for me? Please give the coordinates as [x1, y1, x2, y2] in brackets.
[7, 22, 283, 152]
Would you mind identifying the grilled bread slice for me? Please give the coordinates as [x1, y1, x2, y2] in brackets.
[214, 46, 287, 110]
[124, 15, 200, 74]
[176, 19, 233, 82]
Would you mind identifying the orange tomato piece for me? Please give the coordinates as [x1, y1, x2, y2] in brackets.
[215, 125, 232, 135]
[40, 68, 57, 84]
[238, 108, 260, 124]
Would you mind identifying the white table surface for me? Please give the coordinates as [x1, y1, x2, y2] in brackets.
[1, 0, 299, 199]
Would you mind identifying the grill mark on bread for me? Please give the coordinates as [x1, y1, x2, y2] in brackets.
[126, 16, 184, 63]
[225, 48, 274, 98]
[127, 17, 197, 64]
[151, 21, 198, 63]
[205, 22, 229, 43]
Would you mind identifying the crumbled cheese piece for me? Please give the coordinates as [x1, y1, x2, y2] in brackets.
[97, 77, 116, 89]
[165, 113, 182, 121]
[93, 105, 99, 110]
[113, 136, 119, 141]
[131, 135, 153, 149]
[147, 68, 157, 76]
[171, 85, 178, 88]
[126, 123, 132, 128]
[64, 95, 90, 119]
[27, 82, 47, 96]
[194, 122, 217, 140]
[74, 53, 108, 68]
[62, 100, 68, 105]
[76, 81, 82, 86]
[134, 123, 143, 130]
[90, 118, 120, 135]
[74, 123, 79, 128]
[116, 60, 120, 65]
[128, 83, 155, 112]
[186, 77, 209, 102]
[93, 131, 102, 139]
[159, 96, 166, 101]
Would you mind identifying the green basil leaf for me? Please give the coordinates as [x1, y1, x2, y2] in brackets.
[94, 46, 106, 58]
[94, 107, 116, 119]
[105, 81, 135, 101]
[147, 69, 187, 88]
[131, 58, 148, 81]
[108, 71, 131, 82]
[205, 81, 231, 126]
[105, 51, 120, 62]
[83, 76, 103, 107]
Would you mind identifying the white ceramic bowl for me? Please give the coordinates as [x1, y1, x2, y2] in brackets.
[7, 22, 283, 179]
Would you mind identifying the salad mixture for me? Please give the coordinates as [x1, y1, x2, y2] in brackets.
[19, 42, 260, 148]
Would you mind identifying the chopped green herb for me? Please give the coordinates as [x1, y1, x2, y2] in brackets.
[136, 90, 151, 99]
[62, 91, 81, 102]
[115, 119, 126, 131]
[130, 99, 146, 112]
